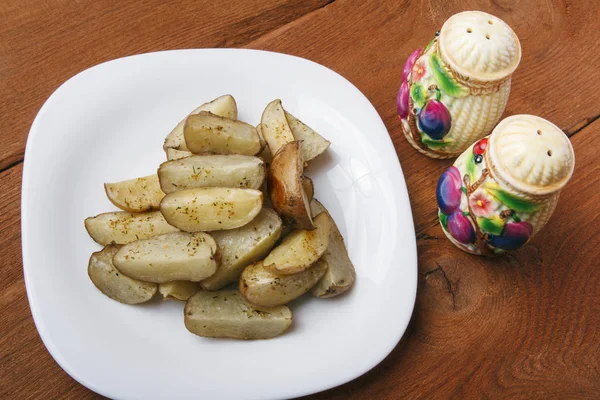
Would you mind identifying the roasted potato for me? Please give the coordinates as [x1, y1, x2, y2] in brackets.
[113, 232, 218, 283]
[88, 244, 157, 304]
[164, 95, 237, 152]
[201, 208, 282, 291]
[263, 212, 331, 275]
[166, 148, 193, 161]
[260, 99, 295, 156]
[158, 281, 202, 301]
[160, 187, 263, 232]
[240, 259, 327, 307]
[104, 174, 164, 213]
[184, 290, 292, 340]
[302, 176, 314, 202]
[285, 111, 330, 162]
[256, 124, 273, 166]
[268, 141, 314, 229]
[310, 199, 356, 297]
[256, 123, 267, 153]
[184, 112, 261, 155]
[85, 211, 179, 245]
[158, 155, 265, 194]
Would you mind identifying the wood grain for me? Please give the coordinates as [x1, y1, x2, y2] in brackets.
[0, 0, 332, 170]
[1, 0, 600, 398]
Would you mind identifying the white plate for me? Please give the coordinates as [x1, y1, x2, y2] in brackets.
[22, 49, 417, 400]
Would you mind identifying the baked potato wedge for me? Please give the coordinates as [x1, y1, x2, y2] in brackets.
[88, 244, 157, 304]
[256, 124, 273, 165]
[158, 155, 265, 194]
[160, 187, 263, 232]
[310, 199, 356, 297]
[184, 290, 292, 340]
[85, 211, 179, 245]
[158, 281, 202, 301]
[302, 176, 314, 202]
[184, 112, 261, 155]
[268, 141, 314, 229]
[240, 259, 327, 307]
[166, 148, 193, 161]
[260, 99, 295, 156]
[285, 111, 330, 162]
[113, 232, 218, 283]
[164, 94, 237, 152]
[263, 212, 331, 275]
[104, 174, 164, 212]
[201, 208, 282, 291]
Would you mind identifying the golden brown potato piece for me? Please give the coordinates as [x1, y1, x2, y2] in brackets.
[310, 199, 356, 297]
[166, 148, 193, 161]
[184, 112, 261, 155]
[164, 95, 237, 152]
[201, 208, 282, 291]
[158, 281, 201, 301]
[88, 244, 157, 304]
[160, 187, 263, 232]
[104, 174, 164, 213]
[85, 211, 179, 245]
[260, 99, 295, 156]
[113, 232, 218, 283]
[302, 176, 314, 202]
[263, 212, 331, 275]
[285, 111, 330, 161]
[268, 141, 314, 229]
[184, 290, 292, 340]
[240, 260, 327, 306]
[158, 155, 265, 194]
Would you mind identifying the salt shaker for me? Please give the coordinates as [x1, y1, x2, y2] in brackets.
[436, 115, 575, 256]
[397, 11, 521, 158]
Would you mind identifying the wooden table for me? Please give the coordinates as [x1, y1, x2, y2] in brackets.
[1, 0, 599, 398]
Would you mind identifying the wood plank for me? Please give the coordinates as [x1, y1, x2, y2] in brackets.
[246, 0, 600, 235]
[0, 0, 332, 170]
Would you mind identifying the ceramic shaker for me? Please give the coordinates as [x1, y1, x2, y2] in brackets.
[436, 115, 575, 256]
[397, 11, 521, 158]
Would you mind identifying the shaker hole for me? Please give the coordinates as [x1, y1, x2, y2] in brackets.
[537, 130, 542, 135]
[488, 20, 493, 25]
[485, 34, 491, 40]
[467, 28, 473, 33]
[547, 150, 553, 157]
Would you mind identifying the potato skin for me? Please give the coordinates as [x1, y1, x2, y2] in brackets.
[310, 199, 356, 298]
[184, 290, 292, 340]
[88, 244, 157, 304]
[268, 141, 314, 229]
[240, 260, 328, 307]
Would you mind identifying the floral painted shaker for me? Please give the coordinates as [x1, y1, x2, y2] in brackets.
[397, 11, 521, 158]
[436, 115, 575, 256]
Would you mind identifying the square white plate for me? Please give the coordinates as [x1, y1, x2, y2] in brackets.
[22, 49, 417, 400]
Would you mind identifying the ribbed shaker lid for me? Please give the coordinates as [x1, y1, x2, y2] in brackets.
[487, 115, 575, 196]
[439, 11, 521, 82]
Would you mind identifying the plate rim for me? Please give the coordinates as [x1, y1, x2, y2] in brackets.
[21, 48, 418, 399]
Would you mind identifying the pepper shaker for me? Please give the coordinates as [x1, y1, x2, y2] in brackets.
[397, 11, 521, 158]
[436, 115, 575, 255]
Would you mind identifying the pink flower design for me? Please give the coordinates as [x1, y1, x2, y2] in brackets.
[411, 60, 427, 82]
[469, 192, 493, 217]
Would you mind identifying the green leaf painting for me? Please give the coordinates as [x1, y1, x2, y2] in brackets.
[439, 212, 448, 231]
[410, 83, 427, 108]
[483, 182, 541, 214]
[478, 216, 505, 236]
[423, 37, 436, 54]
[421, 134, 451, 149]
[430, 53, 467, 97]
